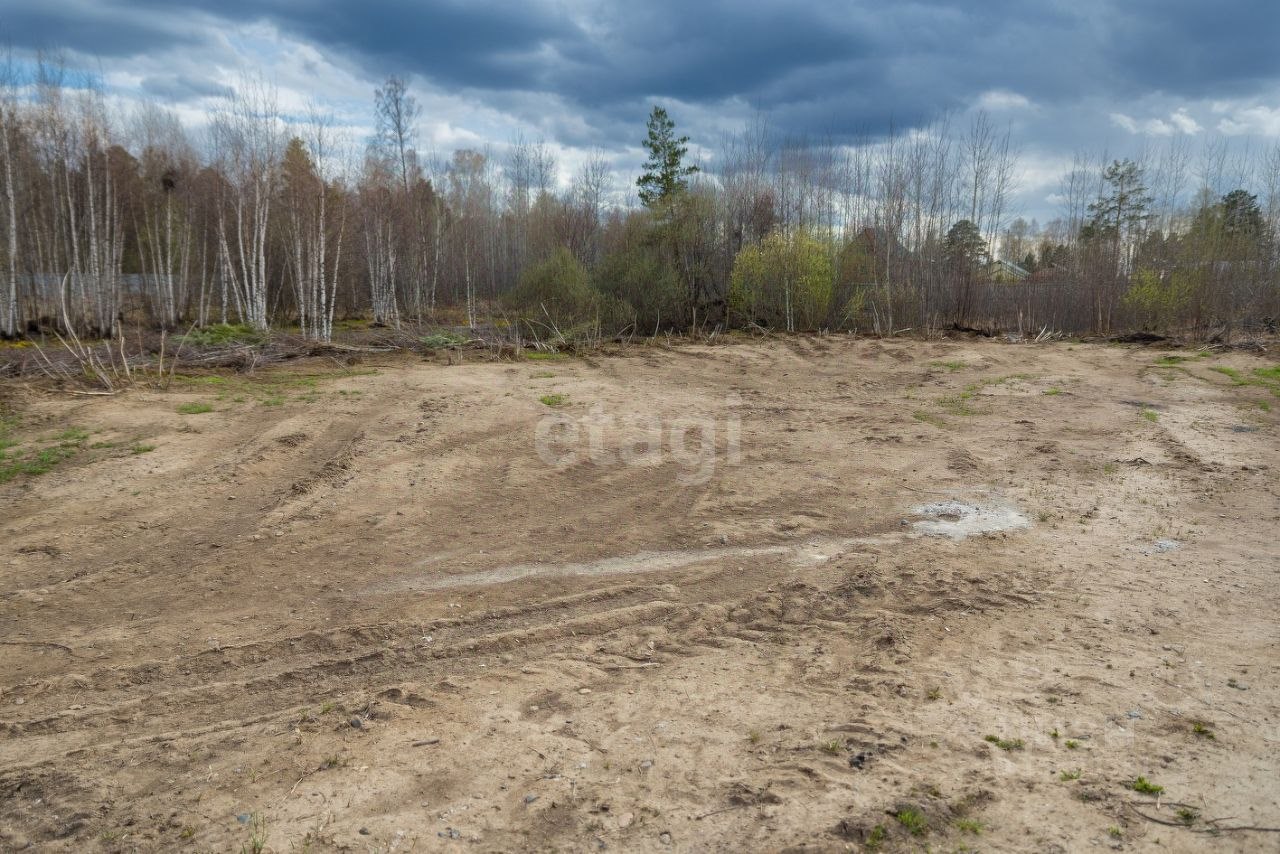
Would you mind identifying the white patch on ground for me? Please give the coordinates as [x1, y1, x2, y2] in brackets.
[910, 501, 1030, 541]
[389, 499, 1030, 591]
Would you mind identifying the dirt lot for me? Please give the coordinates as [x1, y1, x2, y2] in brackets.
[1, 336, 1277, 852]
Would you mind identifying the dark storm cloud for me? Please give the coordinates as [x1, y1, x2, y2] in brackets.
[4, 0, 1280, 146]
[0, 1, 202, 58]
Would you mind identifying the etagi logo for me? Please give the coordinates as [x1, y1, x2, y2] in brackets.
[534, 394, 742, 485]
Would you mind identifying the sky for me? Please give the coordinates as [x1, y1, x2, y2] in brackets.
[4, 0, 1280, 223]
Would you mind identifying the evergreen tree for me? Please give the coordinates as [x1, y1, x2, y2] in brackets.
[637, 106, 698, 208]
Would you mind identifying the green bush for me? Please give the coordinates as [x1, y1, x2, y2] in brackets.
[507, 248, 599, 329]
[594, 242, 686, 332]
[1124, 268, 1194, 329]
[728, 230, 834, 331]
[181, 323, 266, 347]
[508, 247, 632, 339]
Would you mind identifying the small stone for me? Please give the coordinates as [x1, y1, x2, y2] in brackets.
[523, 794, 538, 805]
[578, 688, 592, 695]
[349, 717, 363, 729]
[659, 832, 673, 845]
[358, 827, 370, 835]
[618, 812, 634, 828]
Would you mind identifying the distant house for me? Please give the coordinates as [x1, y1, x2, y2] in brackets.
[986, 259, 1030, 283]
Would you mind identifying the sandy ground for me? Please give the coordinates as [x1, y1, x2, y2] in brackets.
[0, 335, 1277, 853]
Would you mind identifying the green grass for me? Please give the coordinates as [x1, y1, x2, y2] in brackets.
[1128, 776, 1164, 795]
[525, 350, 568, 361]
[182, 323, 265, 347]
[130, 444, 156, 455]
[864, 824, 886, 850]
[912, 410, 947, 427]
[1176, 807, 1199, 826]
[239, 812, 268, 854]
[895, 808, 928, 836]
[929, 360, 966, 372]
[984, 734, 1024, 751]
[1211, 364, 1280, 397]
[954, 818, 983, 835]
[1043, 387, 1062, 396]
[820, 739, 843, 755]
[421, 331, 469, 348]
[1140, 408, 1159, 422]
[1065, 739, 1080, 750]
[1155, 355, 1191, 366]
[1191, 722, 1215, 739]
[539, 393, 566, 407]
[937, 373, 1034, 417]
[1060, 769, 1082, 781]
[0, 422, 89, 484]
[177, 402, 214, 415]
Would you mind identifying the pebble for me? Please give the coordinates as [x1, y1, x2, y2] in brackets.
[578, 688, 592, 695]
[349, 717, 363, 729]
[659, 832, 673, 845]
[618, 812, 634, 828]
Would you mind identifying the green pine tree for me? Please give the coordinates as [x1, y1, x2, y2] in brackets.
[637, 106, 698, 209]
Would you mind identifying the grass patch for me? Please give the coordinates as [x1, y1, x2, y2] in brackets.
[1140, 408, 1159, 422]
[1155, 355, 1191, 366]
[984, 734, 1024, 751]
[1065, 739, 1080, 750]
[820, 739, 843, 755]
[1128, 776, 1164, 795]
[912, 410, 947, 427]
[1210, 364, 1280, 396]
[895, 808, 928, 836]
[954, 818, 983, 834]
[864, 824, 886, 850]
[1176, 807, 1199, 826]
[1043, 387, 1062, 396]
[177, 402, 214, 415]
[525, 350, 568, 361]
[929, 360, 966, 372]
[1060, 769, 1082, 781]
[421, 331, 469, 348]
[130, 444, 156, 455]
[182, 323, 265, 347]
[1191, 721, 1215, 739]
[0, 421, 89, 484]
[539, 393, 566, 407]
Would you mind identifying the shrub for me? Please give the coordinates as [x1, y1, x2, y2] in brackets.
[594, 242, 686, 332]
[507, 247, 596, 326]
[1123, 268, 1193, 329]
[728, 230, 834, 331]
[181, 323, 266, 347]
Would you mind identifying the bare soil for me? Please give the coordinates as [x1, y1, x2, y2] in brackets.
[1, 336, 1277, 852]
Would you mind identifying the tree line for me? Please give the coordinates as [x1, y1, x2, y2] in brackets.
[1, 62, 1277, 343]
